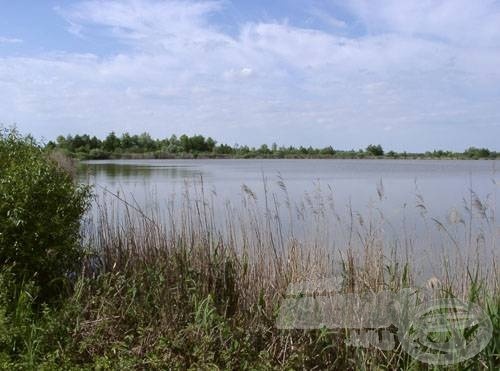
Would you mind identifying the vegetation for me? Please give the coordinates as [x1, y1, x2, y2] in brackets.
[47, 132, 499, 160]
[365, 143, 384, 156]
[0, 128, 498, 369]
[0, 129, 90, 301]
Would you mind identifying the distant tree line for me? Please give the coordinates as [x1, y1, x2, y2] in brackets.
[46, 132, 498, 160]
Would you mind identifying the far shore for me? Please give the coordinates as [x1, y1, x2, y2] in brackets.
[48, 133, 498, 161]
[77, 153, 499, 161]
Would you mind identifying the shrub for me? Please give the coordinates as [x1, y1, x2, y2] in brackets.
[0, 128, 90, 301]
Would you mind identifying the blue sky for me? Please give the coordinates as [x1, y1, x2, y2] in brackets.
[1, 0, 500, 151]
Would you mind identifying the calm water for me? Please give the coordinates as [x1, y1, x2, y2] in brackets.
[80, 159, 499, 213]
[80, 159, 500, 267]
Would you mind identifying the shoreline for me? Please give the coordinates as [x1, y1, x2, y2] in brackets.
[77, 154, 499, 161]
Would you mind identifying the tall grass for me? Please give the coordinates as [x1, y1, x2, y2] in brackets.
[71, 177, 499, 369]
[1, 176, 498, 369]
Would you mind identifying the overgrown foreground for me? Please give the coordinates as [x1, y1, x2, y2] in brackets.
[1, 130, 499, 369]
[2, 193, 499, 370]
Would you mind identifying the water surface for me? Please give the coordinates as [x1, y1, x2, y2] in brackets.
[80, 159, 500, 269]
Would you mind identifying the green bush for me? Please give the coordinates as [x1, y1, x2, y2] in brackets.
[0, 129, 90, 301]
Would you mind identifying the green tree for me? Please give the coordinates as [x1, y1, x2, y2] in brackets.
[259, 144, 271, 155]
[366, 144, 384, 156]
[120, 132, 134, 150]
[320, 146, 336, 156]
[190, 135, 208, 152]
[464, 147, 490, 159]
[138, 132, 156, 152]
[103, 132, 120, 152]
[179, 134, 191, 152]
[216, 143, 234, 154]
[206, 137, 216, 152]
[89, 136, 101, 150]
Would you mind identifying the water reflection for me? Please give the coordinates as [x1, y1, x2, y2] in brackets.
[82, 161, 201, 177]
[80, 161, 203, 189]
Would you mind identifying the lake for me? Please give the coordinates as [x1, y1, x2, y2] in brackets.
[80, 159, 500, 272]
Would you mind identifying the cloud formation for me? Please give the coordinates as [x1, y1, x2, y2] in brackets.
[1, 0, 500, 150]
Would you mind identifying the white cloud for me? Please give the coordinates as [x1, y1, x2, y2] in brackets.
[57, 0, 229, 48]
[1, 0, 500, 150]
[0, 36, 23, 44]
[344, 0, 500, 47]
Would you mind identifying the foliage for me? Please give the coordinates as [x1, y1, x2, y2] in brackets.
[464, 147, 492, 159]
[0, 128, 90, 301]
[49, 132, 498, 160]
[366, 144, 384, 156]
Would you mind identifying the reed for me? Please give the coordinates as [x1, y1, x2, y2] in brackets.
[1, 176, 497, 369]
[69, 178, 499, 369]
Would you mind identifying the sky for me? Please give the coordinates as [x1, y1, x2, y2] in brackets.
[1, 0, 500, 151]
